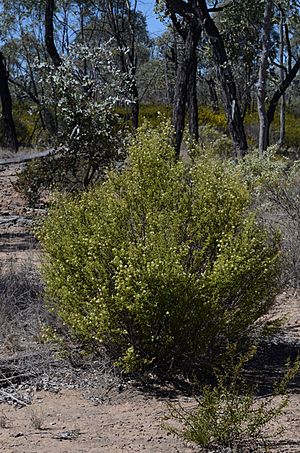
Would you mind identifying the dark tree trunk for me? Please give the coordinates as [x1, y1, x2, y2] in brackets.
[197, 0, 247, 158]
[131, 80, 139, 130]
[45, 0, 62, 67]
[187, 48, 199, 141]
[206, 77, 219, 112]
[172, 23, 200, 156]
[266, 58, 300, 146]
[0, 52, 18, 151]
[172, 56, 189, 156]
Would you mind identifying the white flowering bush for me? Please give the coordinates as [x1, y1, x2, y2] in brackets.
[17, 43, 131, 200]
[37, 122, 280, 373]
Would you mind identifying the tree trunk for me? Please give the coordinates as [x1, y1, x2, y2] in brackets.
[0, 52, 18, 151]
[279, 94, 286, 147]
[131, 79, 139, 130]
[266, 58, 300, 145]
[187, 45, 199, 142]
[257, 0, 273, 156]
[197, 0, 247, 158]
[206, 77, 219, 112]
[45, 0, 62, 68]
[172, 23, 200, 156]
[278, 6, 285, 147]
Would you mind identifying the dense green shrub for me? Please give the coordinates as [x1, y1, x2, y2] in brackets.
[37, 122, 280, 373]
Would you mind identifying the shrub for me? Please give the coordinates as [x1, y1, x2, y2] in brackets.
[167, 347, 299, 451]
[237, 146, 289, 195]
[198, 106, 227, 130]
[238, 149, 300, 286]
[263, 162, 300, 286]
[189, 125, 233, 160]
[17, 43, 130, 199]
[0, 259, 44, 352]
[37, 121, 280, 373]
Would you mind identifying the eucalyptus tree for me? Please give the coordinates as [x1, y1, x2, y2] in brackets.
[154, 29, 181, 105]
[0, 0, 48, 142]
[45, 0, 62, 67]
[164, 0, 201, 155]
[257, 0, 274, 156]
[215, 0, 264, 119]
[266, 0, 300, 147]
[162, 0, 248, 157]
[256, 0, 300, 152]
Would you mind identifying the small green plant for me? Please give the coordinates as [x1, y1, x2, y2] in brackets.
[167, 348, 299, 451]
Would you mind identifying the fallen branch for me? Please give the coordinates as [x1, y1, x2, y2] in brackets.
[0, 389, 29, 406]
[0, 147, 62, 166]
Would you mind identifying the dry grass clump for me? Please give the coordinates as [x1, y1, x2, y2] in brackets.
[0, 258, 44, 353]
[29, 408, 45, 430]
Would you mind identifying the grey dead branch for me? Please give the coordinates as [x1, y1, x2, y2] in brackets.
[0, 148, 60, 166]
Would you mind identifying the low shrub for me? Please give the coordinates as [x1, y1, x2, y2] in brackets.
[189, 125, 233, 160]
[238, 149, 300, 286]
[167, 347, 299, 451]
[198, 106, 227, 130]
[264, 163, 300, 286]
[37, 121, 280, 373]
[237, 146, 289, 195]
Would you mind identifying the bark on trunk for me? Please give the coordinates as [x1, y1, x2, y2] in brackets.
[131, 80, 139, 130]
[279, 94, 286, 147]
[45, 0, 62, 68]
[257, 0, 273, 156]
[266, 58, 300, 145]
[278, 7, 285, 147]
[172, 23, 200, 156]
[206, 77, 219, 112]
[197, 0, 247, 158]
[0, 52, 18, 151]
[187, 46, 199, 142]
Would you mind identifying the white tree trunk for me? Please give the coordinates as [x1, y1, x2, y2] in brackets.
[279, 7, 286, 147]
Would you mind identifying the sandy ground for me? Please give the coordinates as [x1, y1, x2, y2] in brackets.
[0, 389, 198, 453]
[0, 155, 300, 452]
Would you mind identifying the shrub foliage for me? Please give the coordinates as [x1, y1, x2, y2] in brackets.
[167, 347, 299, 451]
[37, 122, 280, 372]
